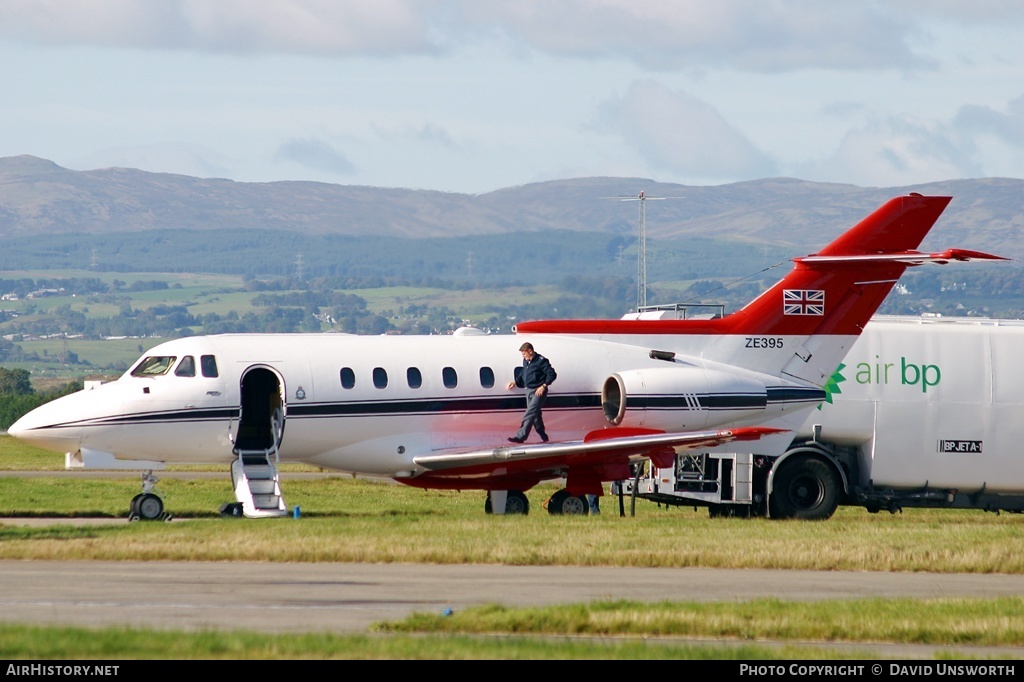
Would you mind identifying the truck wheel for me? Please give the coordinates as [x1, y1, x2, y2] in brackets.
[768, 456, 839, 520]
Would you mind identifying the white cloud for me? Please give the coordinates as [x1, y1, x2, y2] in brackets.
[597, 81, 777, 182]
[797, 115, 980, 187]
[273, 138, 356, 176]
[792, 92, 1024, 186]
[0, 1, 963, 71]
[889, 0, 1024, 23]
[4, 1, 1024, 192]
[0, 0, 436, 55]
[408, 123, 459, 149]
[463, 1, 932, 72]
[955, 95, 1024, 148]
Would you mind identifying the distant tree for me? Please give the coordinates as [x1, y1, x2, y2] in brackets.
[0, 380, 81, 430]
[0, 368, 33, 396]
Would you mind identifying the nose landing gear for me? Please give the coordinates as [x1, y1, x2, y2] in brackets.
[127, 471, 172, 522]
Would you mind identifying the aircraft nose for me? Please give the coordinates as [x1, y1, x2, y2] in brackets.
[7, 397, 84, 454]
[6, 415, 28, 439]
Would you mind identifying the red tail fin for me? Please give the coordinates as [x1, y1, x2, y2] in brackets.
[816, 194, 951, 256]
[515, 194, 1005, 338]
[733, 194, 954, 336]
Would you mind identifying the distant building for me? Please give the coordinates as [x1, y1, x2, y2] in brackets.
[26, 288, 65, 299]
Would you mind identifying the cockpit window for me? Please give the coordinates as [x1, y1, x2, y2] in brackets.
[175, 356, 196, 377]
[201, 355, 219, 378]
[131, 356, 176, 377]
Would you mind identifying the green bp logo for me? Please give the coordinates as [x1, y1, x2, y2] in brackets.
[818, 363, 846, 410]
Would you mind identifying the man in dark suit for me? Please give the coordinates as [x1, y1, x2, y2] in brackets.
[506, 342, 556, 443]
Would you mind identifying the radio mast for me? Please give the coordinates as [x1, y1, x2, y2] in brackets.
[615, 191, 667, 311]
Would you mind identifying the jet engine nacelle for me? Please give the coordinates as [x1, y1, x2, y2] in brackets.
[602, 366, 768, 431]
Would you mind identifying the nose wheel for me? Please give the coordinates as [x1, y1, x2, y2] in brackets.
[129, 493, 165, 520]
[128, 471, 172, 521]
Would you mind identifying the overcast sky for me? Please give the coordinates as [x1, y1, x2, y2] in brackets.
[2, 1, 1024, 194]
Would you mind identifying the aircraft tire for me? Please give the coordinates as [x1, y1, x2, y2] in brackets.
[136, 493, 164, 521]
[129, 493, 144, 517]
[768, 456, 839, 521]
[483, 491, 530, 515]
[505, 491, 530, 515]
[547, 489, 589, 516]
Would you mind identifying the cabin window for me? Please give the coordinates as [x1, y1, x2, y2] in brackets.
[373, 367, 388, 389]
[479, 366, 495, 388]
[407, 367, 422, 389]
[340, 367, 355, 389]
[175, 356, 196, 377]
[131, 356, 176, 377]
[442, 366, 457, 389]
[201, 355, 219, 378]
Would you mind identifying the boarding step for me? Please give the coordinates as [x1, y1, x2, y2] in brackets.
[231, 450, 288, 518]
[242, 464, 275, 480]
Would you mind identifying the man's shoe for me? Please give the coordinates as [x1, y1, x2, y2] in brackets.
[507, 436, 525, 443]
[539, 434, 549, 443]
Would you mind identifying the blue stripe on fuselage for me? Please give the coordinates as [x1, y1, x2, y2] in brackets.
[48, 386, 824, 430]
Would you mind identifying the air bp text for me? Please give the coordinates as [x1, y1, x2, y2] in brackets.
[855, 356, 940, 393]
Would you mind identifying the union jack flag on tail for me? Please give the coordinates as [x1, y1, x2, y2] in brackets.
[783, 289, 825, 316]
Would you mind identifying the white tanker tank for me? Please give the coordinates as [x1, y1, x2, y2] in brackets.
[614, 315, 1024, 520]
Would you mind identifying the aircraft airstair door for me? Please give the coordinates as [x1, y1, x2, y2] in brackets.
[231, 366, 288, 518]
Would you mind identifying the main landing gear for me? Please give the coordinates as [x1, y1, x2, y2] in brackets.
[127, 470, 172, 522]
[483, 489, 598, 516]
[484, 490, 530, 515]
[546, 489, 590, 515]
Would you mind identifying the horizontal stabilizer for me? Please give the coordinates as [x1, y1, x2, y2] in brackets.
[798, 248, 1009, 266]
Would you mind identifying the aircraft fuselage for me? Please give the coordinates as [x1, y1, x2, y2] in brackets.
[10, 330, 827, 482]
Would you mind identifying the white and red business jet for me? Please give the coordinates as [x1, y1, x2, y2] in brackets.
[9, 194, 1005, 519]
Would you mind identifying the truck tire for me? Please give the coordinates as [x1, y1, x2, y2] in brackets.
[768, 456, 839, 520]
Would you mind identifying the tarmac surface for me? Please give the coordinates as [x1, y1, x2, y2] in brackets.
[2, 472, 1023, 658]
[0, 553, 1023, 658]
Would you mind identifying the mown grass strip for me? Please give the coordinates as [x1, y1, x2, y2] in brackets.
[0, 622, 962, 660]
[379, 597, 1024, 648]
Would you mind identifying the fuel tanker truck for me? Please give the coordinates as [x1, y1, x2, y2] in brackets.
[614, 314, 1024, 520]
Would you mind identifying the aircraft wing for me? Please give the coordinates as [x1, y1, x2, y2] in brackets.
[412, 426, 786, 473]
